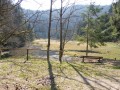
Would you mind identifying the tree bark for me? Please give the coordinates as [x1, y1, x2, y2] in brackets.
[47, 0, 53, 61]
[86, 12, 90, 56]
[59, 0, 63, 63]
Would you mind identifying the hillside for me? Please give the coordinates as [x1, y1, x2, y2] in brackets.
[23, 5, 110, 39]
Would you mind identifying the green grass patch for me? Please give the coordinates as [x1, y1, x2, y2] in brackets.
[112, 66, 120, 69]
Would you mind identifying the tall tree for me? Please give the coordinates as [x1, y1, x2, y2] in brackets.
[59, 0, 63, 63]
[77, 3, 105, 56]
[110, 0, 120, 41]
[47, 0, 53, 61]
[58, 0, 78, 63]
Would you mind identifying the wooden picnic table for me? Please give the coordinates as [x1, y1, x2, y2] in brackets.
[80, 56, 103, 63]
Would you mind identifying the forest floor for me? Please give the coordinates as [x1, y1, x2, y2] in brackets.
[0, 39, 120, 90]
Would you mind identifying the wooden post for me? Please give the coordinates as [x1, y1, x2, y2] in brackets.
[98, 57, 100, 63]
[27, 49, 29, 61]
[82, 56, 84, 63]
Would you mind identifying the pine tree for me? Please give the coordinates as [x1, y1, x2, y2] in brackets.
[77, 4, 108, 55]
[110, 0, 120, 41]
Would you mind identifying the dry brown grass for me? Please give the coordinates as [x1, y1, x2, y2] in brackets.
[32, 39, 120, 60]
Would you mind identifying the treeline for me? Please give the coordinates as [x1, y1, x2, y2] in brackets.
[24, 5, 110, 39]
[0, 0, 34, 48]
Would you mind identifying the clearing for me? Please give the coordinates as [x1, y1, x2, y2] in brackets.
[0, 39, 120, 90]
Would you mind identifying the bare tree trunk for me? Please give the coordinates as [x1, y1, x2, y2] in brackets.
[59, 1, 78, 62]
[61, 17, 70, 57]
[86, 28, 89, 56]
[59, 0, 63, 63]
[47, 0, 53, 61]
[86, 12, 90, 56]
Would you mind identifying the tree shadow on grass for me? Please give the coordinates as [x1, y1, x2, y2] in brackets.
[103, 58, 120, 69]
[47, 59, 57, 90]
[66, 62, 120, 90]
[67, 62, 95, 90]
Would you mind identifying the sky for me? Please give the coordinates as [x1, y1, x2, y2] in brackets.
[15, 0, 116, 10]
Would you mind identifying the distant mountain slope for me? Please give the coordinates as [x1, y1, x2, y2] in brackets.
[23, 5, 110, 39]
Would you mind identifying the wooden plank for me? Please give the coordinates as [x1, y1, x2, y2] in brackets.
[80, 56, 103, 63]
[80, 56, 103, 59]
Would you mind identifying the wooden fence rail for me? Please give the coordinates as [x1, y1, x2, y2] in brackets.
[0, 48, 63, 61]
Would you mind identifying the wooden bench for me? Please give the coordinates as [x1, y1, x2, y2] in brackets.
[80, 56, 103, 63]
